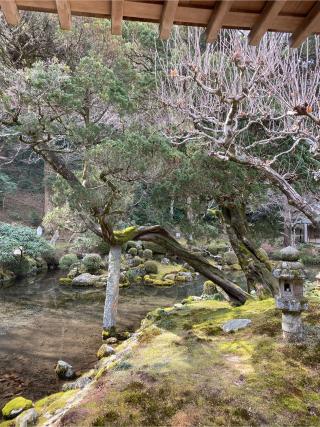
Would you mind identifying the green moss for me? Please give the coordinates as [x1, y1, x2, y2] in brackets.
[34, 390, 77, 422]
[102, 327, 116, 340]
[114, 227, 137, 244]
[144, 276, 174, 286]
[2, 397, 33, 419]
[42, 298, 320, 427]
[59, 277, 72, 285]
[0, 420, 14, 427]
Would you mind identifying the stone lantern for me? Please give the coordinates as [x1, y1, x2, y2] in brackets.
[273, 246, 308, 342]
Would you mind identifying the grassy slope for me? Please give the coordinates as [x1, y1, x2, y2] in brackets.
[2, 299, 320, 427]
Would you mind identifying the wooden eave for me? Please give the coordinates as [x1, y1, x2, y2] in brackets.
[0, 0, 319, 47]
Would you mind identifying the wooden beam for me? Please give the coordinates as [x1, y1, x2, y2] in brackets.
[290, 1, 320, 48]
[0, 0, 20, 25]
[159, 0, 179, 40]
[205, 0, 232, 43]
[56, 0, 71, 30]
[248, 0, 287, 45]
[111, 0, 123, 35]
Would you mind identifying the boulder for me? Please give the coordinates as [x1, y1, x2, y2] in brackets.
[164, 273, 176, 281]
[15, 408, 38, 427]
[55, 360, 75, 379]
[106, 337, 118, 345]
[161, 257, 170, 265]
[72, 273, 103, 287]
[174, 303, 184, 310]
[2, 397, 33, 420]
[222, 319, 252, 333]
[97, 344, 116, 360]
[177, 272, 193, 282]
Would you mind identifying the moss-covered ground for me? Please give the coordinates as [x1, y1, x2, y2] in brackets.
[31, 298, 320, 427]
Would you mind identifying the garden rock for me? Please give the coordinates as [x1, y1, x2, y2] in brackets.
[15, 408, 38, 427]
[2, 397, 33, 420]
[222, 319, 252, 333]
[97, 344, 115, 359]
[72, 273, 101, 287]
[55, 360, 75, 379]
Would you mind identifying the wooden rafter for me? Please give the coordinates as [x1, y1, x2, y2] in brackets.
[159, 0, 179, 40]
[205, 0, 232, 43]
[0, 0, 318, 47]
[290, 1, 320, 48]
[111, 0, 124, 35]
[56, 0, 71, 30]
[248, 0, 287, 46]
[0, 0, 20, 26]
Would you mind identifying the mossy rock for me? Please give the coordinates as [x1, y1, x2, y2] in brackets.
[2, 397, 33, 419]
[223, 251, 238, 265]
[144, 275, 174, 286]
[207, 241, 229, 255]
[231, 263, 242, 271]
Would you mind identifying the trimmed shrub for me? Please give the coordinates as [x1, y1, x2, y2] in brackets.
[132, 256, 144, 267]
[143, 249, 153, 260]
[82, 253, 102, 273]
[144, 260, 158, 274]
[59, 254, 78, 270]
[128, 247, 138, 256]
[203, 280, 216, 295]
[0, 222, 54, 274]
[126, 241, 138, 250]
[142, 241, 166, 254]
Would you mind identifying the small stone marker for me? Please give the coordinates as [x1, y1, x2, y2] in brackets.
[36, 226, 43, 236]
[222, 319, 252, 333]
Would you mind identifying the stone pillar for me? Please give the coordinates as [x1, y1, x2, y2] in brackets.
[281, 312, 303, 342]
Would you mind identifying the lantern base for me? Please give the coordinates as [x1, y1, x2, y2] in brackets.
[282, 312, 304, 342]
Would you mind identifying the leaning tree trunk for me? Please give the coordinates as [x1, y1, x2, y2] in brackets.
[133, 226, 249, 306]
[282, 195, 293, 247]
[103, 245, 122, 333]
[220, 202, 278, 296]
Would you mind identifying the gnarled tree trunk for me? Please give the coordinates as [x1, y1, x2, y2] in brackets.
[103, 245, 121, 332]
[134, 226, 249, 306]
[220, 202, 278, 295]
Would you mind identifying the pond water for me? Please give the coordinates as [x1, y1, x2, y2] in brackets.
[0, 271, 204, 411]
